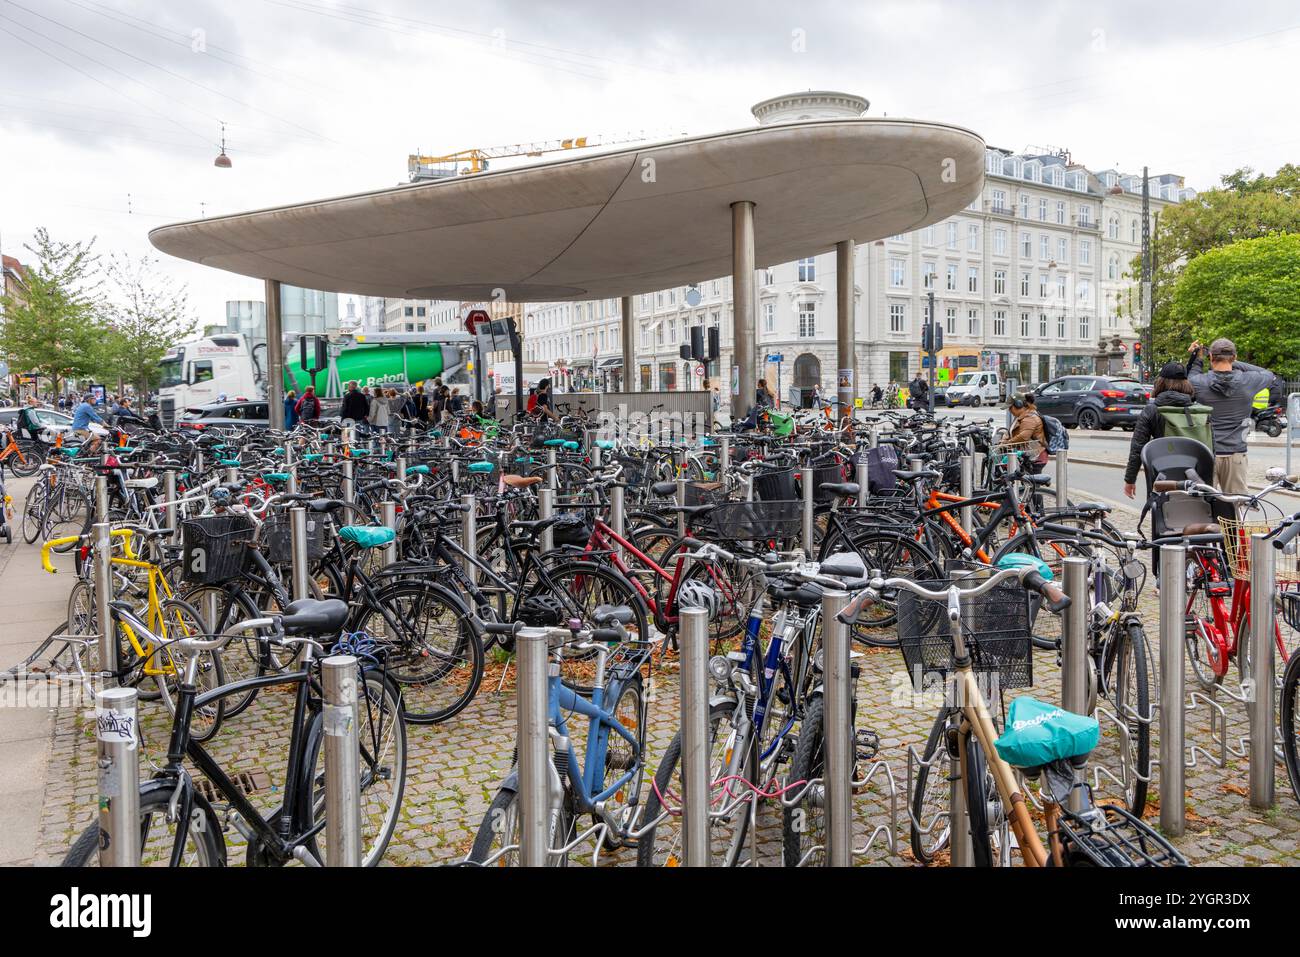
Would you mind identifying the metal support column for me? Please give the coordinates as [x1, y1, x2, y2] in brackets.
[290, 506, 310, 602]
[676, 475, 687, 537]
[621, 295, 635, 393]
[538, 487, 554, 553]
[730, 200, 756, 421]
[959, 454, 974, 535]
[1055, 451, 1069, 510]
[1060, 556, 1089, 813]
[321, 656, 361, 866]
[93, 522, 115, 674]
[856, 459, 869, 507]
[380, 501, 397, 566]
[801, 466, 815, 557]
[609, 484, 625, 565]
[461, 494, 478, 586]
[265, 278, 285, 431]
[163, 471, 177, 531]
[1159, 544, 1186, 836]
[836, 240, 855, 419]
[678, 607, 711, 866]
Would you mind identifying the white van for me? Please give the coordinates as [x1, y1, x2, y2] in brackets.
[945, 371, 1002, 407]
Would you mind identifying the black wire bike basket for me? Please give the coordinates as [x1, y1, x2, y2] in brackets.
[896, 576, 1033, 690]
[180, 514, 256, 585]
[753, 467, 796, 502]
[703, 500, 803, 540]
[262, 513, 327, 564]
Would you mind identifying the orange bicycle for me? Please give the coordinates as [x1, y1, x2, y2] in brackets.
[0, 426, 43, 478]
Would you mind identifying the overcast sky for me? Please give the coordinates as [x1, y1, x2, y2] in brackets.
[2, 0, 1298, 328]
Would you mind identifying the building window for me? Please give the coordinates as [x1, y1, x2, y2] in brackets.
[993, 309, 1007, 337]
[890, 303, 906, 333]
[1131, 218, 1139, 243]
[1077, 279, 1091, 303]
[1055, 201, 1066, 224]
[1039, 273, 1048, 298]
[1058, 314, 1066, 339]
[1056, 275, 1067, 301]
[1038, 198, 1048, 221]
[1018, 193, 1030, 217]
[967, 224, 980, 251]
[1020, 312, 1030, 338]
[890, 257, 906, 287]
[416, 306, 426, 316]
[763, 302, 775, 333]
[1079, 315, 1090, 341]
[946, 222, 958, 249]
[992, 189, 1007, 212]
[762, 268, 774, 286]
[797, 257, 816, 282]
[967, 308, 979, 336]
[922, 225, 935, 246]
[1108, 215, 1120, 240]
[1039, 235, 1050, 260]
[1108, 253, 1121, 281]
[945, 305, 956, 335]
[1057, 238, 1068, 262]
[967, 267, 979, 293]
[1021, 232, 1032, 257]
[798, 301, 816, 337]
[946, 264, 958, 291]
[1020, 272, 1030, 296]
[1039, 314, 1048, 338]
[404, 306, 414, 316]
[1078, 204, 1092, 227]
[994, 228, 1007, 255]
[656, 291, 664, 309]
[1079, 239, 1091, 265]
[923, 261, 936, 289]
[993, 269, 1006, 295]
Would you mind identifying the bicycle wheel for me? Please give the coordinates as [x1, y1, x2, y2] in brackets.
[909, 710, 952, 864]
[179, 584, 266, 717]
[1110, 621, 1152, 816]
[782, 694, 828, 866]
[468, 778, 574, 867]
[638, 700, 749, 867]
[820, 527, 942, 643]
[7, 444, 43, 477]
[49, 484, 92, 548]
[62, 785, 225, 866]
[596, 674, 646, 850]
[992, 529, 1092, 650]
[1183, 565, 1224, 690]
[21, 480, 48, 544]
[302, 668, 407, 866]
[358, 580, 482, 723]
[1281, 651, 1300, 808]
[962, 730, 1007, 867]
[154, 598, 227, 743]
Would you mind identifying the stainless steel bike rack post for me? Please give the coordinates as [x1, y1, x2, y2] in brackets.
[163, 471, 178, 531]
[93, 521, 115, 675]
[801, 466, 815, 558]
[1159, 544, 1186, 837]
[451, 458, 460, 486]
[745, 474, 754, 502]
[286, 465, 298, 495]
[538, 487, 554, 553]
[821, 588, 853, 866]
[95, 474, 110, 523]
[461, 494, 478, 585]
[719, 436, 730, 477]
[547, 449, 558, 491]
[226, 466, 239, 485]
[1054, 451, 1069, 508]
[380, 500, 397, 566]
[678, 606, 711, 866]
[341, 459, 355, 504]
[959, 454, 974, 535]
[1060, 556, 1089, 813]
[590, 441, 601, 470]
[676, 475, 688, 537]
[1248, 533, 1276, 808]
[321, 655, 362, 866]
[516, 626, 551, 867]
[284, 441, 295, 468]
[856, 459, 869, 508]
[95, 686, 140, 866]
[290, 506, 310, 601]
[395, 456, 407, 483]
[609, 484, 625, 565]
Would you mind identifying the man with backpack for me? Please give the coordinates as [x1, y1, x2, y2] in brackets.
[1185, 338, 1277, 494]
[1122, 362, 1213, 499]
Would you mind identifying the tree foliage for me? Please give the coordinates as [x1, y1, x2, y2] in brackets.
[95, 255, 197, 395]
[1170, 232, 1300, 377]
[1150, 164, 1300, 361]
[0, 228, 104, 389]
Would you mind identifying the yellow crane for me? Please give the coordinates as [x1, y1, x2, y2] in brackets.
[408, 134, 652, 180]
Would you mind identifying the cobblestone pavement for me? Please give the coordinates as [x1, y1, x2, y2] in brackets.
[24, 530, 1300, 868]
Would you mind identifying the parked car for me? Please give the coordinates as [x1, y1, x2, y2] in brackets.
[178, 399, 270, 430]
[0, 405, 74, 436]
[1031, 375, 1151, 430]
[945, 371, 1003, 407]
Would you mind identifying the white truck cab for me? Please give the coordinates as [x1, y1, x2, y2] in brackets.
[158, 334, 263, 427]
[945, 370, 1002, 407]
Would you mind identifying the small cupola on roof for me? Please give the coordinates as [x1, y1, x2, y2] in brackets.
[750, 90, 869, 125]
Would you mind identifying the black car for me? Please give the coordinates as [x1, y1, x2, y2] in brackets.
[178, 400, 270, 430]
[1031, 375, 1151, 431]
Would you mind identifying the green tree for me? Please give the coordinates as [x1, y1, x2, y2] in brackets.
[1149, 164, 1300, 359]
[93, 254, 197, 396]
[1170, 232, 1300, 376]
[0, 228, 104, 394]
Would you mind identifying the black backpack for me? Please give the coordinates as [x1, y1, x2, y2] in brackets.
[1042, 414, 1068, 453]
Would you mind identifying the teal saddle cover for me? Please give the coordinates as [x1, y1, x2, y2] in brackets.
[993, 696, 1099, 769]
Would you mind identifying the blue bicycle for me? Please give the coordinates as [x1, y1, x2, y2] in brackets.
[468, 606, 651, 866]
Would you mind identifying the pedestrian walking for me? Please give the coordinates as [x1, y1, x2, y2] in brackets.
[340, 380, 369, 424]
[284, 390, 298, 429]
[295, 386, 322, 422]
[370, 388, 391, 433]
[1122, 363, 1213, 499]
[1185, 338, 1276, 494]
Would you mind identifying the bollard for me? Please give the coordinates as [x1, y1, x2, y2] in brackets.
[163, 471, 177, 531]
[321, 656, 362, 866]
[96, 474, 110, 523]
[195, 449, 205, 477]
[96, 686, 140, 866]
[856, 459, 869, 508]
[395, 456, 407, 484]
[451, 458, 460, 486]
[461, 494, 478, 585]
[820, 588, 853, 866]
[538, 487, 554, 553]
[745, 473, 755, 502]
[1054, 450, 1069, 510]
[547, 448, 558, 491]
[290, 506, 310, 601]
[959, 454, 974, 535]
[609, 484, 625, 565]
[93, 522, 116, 674]
[1248, 534, 1276, 808]
[285, 442, 295, 468]
[719, 436, 730, 479]
[341, 459, 355, 504]
[1060, 556, 1089, 813]
[1159, 544, 1186, 836]
[678, 607, 711, 866]
[380, 501, 397, 566]
[590, 443, 601, 470]
[676, 476, 688, 537]
[287, 465, 299, 495]
[516, 627, 551, 866]
[801, 466, 815, 558]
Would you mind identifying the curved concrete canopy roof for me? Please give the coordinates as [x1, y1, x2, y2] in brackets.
[150, 118, 984, 302]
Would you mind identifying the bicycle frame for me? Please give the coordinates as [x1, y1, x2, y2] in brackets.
[550, 667, 641, 812]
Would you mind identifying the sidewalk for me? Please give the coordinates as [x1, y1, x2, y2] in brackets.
[0, 476, 74, 865]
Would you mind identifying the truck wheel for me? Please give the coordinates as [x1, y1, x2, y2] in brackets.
[971, 396, 981, 408]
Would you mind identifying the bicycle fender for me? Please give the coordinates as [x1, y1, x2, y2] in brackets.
[137, 777, 228, 867]
[710, 692, 737, 712]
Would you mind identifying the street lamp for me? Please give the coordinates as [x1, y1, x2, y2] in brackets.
[214, 121, 232, 169]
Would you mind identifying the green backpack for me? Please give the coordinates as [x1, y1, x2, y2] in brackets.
[1157, 402, 1214, 452]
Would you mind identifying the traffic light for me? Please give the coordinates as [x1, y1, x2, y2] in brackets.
[921, 323, 944, 353]
[679, 344, 692, 360]
[707, 325, 719, 362]
[1133, 341, 1142, 363]
[691, 325, 705, 362]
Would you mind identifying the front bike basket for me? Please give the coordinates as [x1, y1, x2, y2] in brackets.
[896, 577, 1033, 690]
[262, 512, 327, 564]
[703, 500, 803, 541]
[1057, 802, 1188, 867]
[180, 514, 255, 584]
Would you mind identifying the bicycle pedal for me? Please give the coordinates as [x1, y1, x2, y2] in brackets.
[855, 729, 880, 761]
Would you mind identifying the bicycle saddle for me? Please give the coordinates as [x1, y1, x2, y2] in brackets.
[592, 604, 634, 626]
[818, 482, 860, 498]
[503, 474, 542, 488]
[280, 598, 348, 636]
[891, 469, 941, 482]
[993, 696, 1098, 771]
[651, 481, 679, 496]
[1071, 502, 1112, 515]
[819, 551, 868, 582]
[1022, 473, 1052, 486]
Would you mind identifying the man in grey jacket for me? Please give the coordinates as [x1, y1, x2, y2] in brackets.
[1186, 338, 1276, 494]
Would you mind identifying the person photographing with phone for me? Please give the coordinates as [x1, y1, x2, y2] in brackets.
[1185, 338, 1276, 494]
